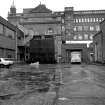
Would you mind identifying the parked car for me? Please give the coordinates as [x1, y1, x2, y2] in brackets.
[0, 58, 14, 68]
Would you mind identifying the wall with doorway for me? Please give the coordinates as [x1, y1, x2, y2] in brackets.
[61, 43, 88, 63]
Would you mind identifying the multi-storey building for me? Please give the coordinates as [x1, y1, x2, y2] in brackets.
[8, 3, 61, 35]
[7, 3, 105, 63]
[0, 15, 27, 61]
[0, 16, 16, 58]
[61, 7, 105, 63]
[93, 20, 105, 64]
[8, 3, 62, 63]
[63, 7, 105, 43]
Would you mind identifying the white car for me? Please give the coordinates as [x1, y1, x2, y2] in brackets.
[0, 58, 14, 68]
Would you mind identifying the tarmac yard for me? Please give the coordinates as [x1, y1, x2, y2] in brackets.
[57, 64, 105, 105]
[0, 64, 105, 105]
[0, 64, 56, 105]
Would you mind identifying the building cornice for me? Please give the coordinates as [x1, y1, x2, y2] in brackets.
[74, 10, 105, 15]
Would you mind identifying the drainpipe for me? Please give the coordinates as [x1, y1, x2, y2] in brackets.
[95, 42, 97, 62]
[15, 27, 18, 60]
[101, 32, 103, 63]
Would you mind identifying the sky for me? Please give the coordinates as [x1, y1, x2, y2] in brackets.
[1, 0, 105, 20]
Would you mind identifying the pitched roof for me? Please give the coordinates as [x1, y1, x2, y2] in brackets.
[30, 4, 52, 13]
[0, 16, 16, 31]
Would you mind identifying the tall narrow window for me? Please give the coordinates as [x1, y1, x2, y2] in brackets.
[90, 34, 94, 40]
[73, 26, 77, 31]
[76, 19, 78, 23]
[62, 19, 64, 23]
[87, 18, 90, 22]
[61, 26, 65, 32]
[78, 19, 81, 23]
[96, 18, 99, 22]
[96, 25, 100, 31]
[78, 34, 83, 40]
[90, 26, 94, 31]
[93, 18, 96, 22]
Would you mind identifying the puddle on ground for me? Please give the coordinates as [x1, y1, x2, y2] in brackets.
[58, 97, 69, 101]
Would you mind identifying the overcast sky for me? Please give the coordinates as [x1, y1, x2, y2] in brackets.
[1, 0, 105, 19]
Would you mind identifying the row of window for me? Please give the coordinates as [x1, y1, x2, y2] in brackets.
[73, 25, 100, 31]
[74, 18, 104, 23]
[73, 34, 94, 40]
[63, 24, 100, 32]
[0, 24, 15, 39]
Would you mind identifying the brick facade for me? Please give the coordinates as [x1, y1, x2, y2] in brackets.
[7, 4, 105, 63]
[61, 44, 88, 63]
[93, 20, 105, 63]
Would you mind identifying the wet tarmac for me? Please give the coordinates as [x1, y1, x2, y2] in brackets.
[56, 64, 105, 105]
[0, 64, 105, 105]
